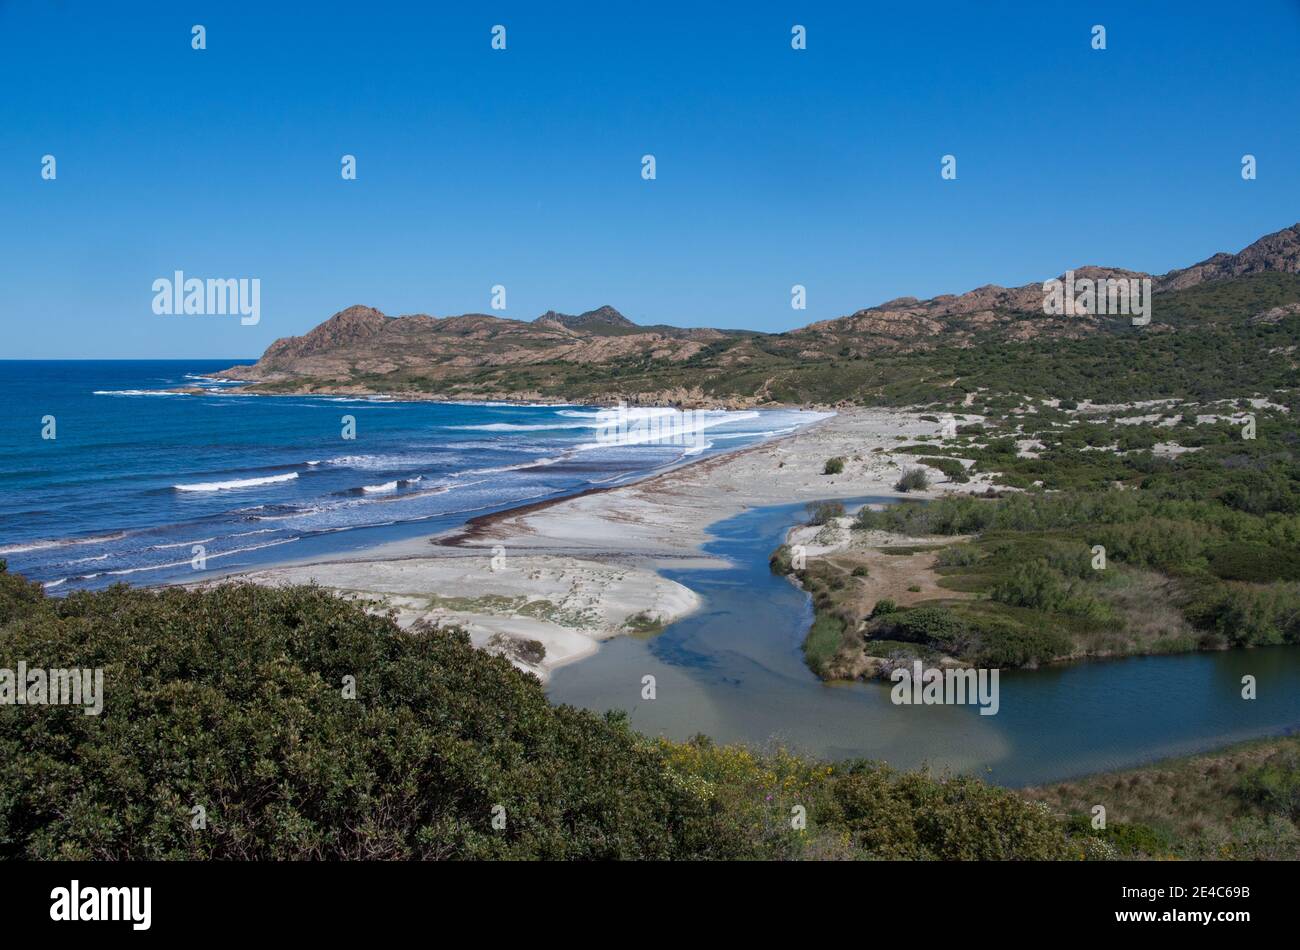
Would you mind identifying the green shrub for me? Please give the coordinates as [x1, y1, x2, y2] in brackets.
[823, 457, 845, 475]
[918, 457, 969, 482]
[1185, 583, 1300, 647]
[1208, 542, 1300, 582]
[895, 468, 930, 492]
[936, 545, 979, 568]
[1236, 751, 1300, 820]
[803, 614, 847, 677]
[826, 767, 1068, 860]
[870, 599, 898, 618]
[1065, 814, 1172, 857]
[0, 571, 745, 860]
[769, 545, 794, 575]
[963, 615, 1071, 667]
[992, 560, 1070, 612]
[883, 607, 968, 653]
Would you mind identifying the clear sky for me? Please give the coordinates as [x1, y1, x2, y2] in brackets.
[2, 0, 1299, 358]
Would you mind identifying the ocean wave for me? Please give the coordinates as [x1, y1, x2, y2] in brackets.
[439, 441, 556, 453]
[453, 455, 568, 476]
[0, 531, 128, 555]
[174, 472, 299, 492]
[574, 410, 761, 450]
[440, 400, 578, 408]
[101, 537, 301, 577]
[148, 537, 217, 550]
[92, 389, 184, 396]
[353, 474, 425, 494]
[452, 406, 719, 433]
[711, 426, 798, 440]
[327, 454, 449, 470]
[348, 483, 449, 504]
[448, 421, 600, 432]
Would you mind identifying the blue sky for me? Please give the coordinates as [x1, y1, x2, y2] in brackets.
[2, 0, 1298, 358]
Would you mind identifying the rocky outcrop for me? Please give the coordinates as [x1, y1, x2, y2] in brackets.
[1155, 224, 1300, 291]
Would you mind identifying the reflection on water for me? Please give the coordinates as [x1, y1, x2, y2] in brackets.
[548, 500, 1300, 786]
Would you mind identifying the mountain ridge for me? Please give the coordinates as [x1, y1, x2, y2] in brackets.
[216, 222, 1300, 405]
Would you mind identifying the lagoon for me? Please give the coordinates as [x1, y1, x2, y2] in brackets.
[548, 500, 1300, 786]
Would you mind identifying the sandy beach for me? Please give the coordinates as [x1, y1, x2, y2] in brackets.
[222, 407, 992, 679]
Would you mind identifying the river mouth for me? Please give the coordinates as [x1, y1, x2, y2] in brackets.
[547, 499, 1300, 787]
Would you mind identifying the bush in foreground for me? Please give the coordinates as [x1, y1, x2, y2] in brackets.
[0, 564, 1070, 860]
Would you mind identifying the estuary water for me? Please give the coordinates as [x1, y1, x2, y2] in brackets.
[547, 501, 1300, 786]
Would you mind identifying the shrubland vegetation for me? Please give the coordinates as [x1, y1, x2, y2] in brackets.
[1026, 735, 1300, 860]
[0, 563, 1073, 860]
[773, 393, 1300, 678]
[854, 404, 1300, 657]
[8, 559, 1284, 860]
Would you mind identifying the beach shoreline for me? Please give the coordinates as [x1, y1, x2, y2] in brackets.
[215, 407, 991, 679]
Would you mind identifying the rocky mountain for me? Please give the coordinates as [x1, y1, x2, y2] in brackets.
[533, 305, 638, 334]
[217, 223, 1300, 403]
[780, 224, 1300, 357]
[216, 304, 734, 387]
[1154, 223, 1300, 292]
[785, 265, 1155, 356]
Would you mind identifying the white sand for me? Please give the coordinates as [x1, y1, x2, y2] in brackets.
[221, 408, 990, 679]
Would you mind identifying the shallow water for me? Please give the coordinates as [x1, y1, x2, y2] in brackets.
[547, 501, 1300, 786]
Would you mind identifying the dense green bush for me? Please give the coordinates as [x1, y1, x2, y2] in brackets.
[769, 544, 795, 575]
[879, 607, 968, 653]
[992, 560, 1070, 612]
[0, 570, 743, 860]
[0, 565, 1074, 861]
[1208, 542, 1300, 582]
[822, 766, 1067, 860]
[1236, 750, 1300, 821]
[895, 468, 930, 492]
[918, 456, 969, 482]
[1185, 582, 1300, 647]
[870, 599, 898, 618]
[962, 615, 1072, 667]
[1064, 814, 1173, 857]
[935, 544, 979, 568]
[823, 456, 845, 475]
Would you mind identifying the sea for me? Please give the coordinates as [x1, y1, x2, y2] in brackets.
[0, 361, 829, 592]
